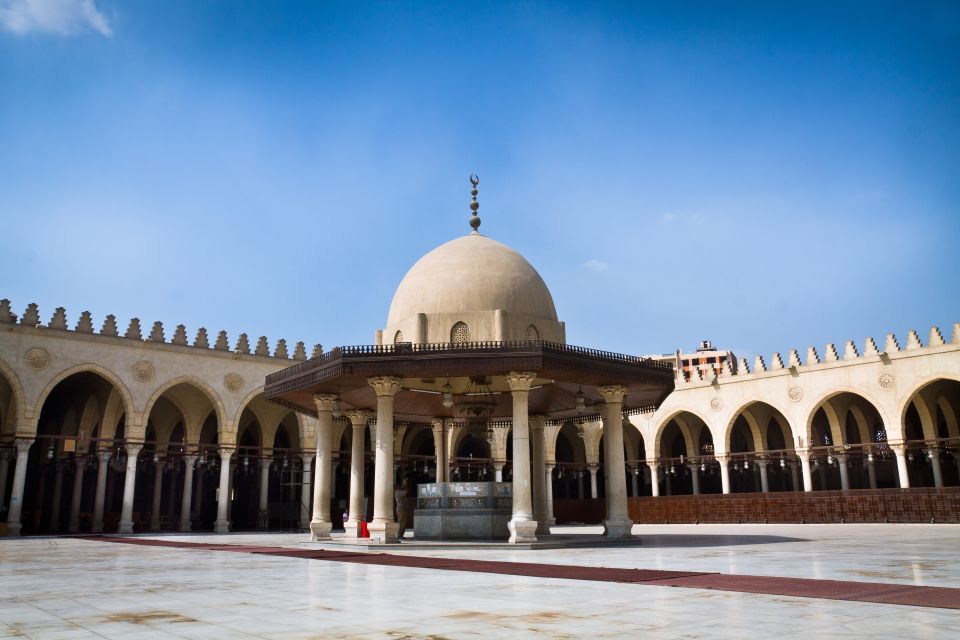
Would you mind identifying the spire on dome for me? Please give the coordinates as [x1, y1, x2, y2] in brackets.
[469, 173, 481, 233]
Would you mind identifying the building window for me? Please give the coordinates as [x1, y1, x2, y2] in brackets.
[394, 330, 404, 344]
[451, 321, 470, 344]
[524, 325, 539, 341]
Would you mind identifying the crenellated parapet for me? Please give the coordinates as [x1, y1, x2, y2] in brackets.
[674, 322, 960, 388]
[0, 298, 320, 362]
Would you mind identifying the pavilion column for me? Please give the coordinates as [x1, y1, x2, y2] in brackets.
[867, 456, 878, 489]
[545, 463, 556, 528]
[310, 394, 338, 541]
[718, 455, 731, 495]
[599, 386, 632, 538]
[150, 459, 164, 530]
[431, 419, 447, 483]
[798, 450, 813, 492]
[214, 449, 233, 533]
[49, 461, 65, 532]
[258, 456, 271, 529]
[506, 371, 538, 544]
[68, 456, 85, 532]
[837, 454, 850, 491]
[180, 456, 196, 532]
[5, 438, 34, 536]
[929, 448, 944, 488]
[789, 461, 801, 491]
[588, 464, 599, 499]
[689, 464, 700, 495]
[531, 416, 549, 535]
[0, 448, 10, 516]
[891, 444, 910, 489]
[92, 450, 111, 533]
[344, 411, 369, 537]
[300, 454, 313, 530]
[118, 444, 142, 534]
[758, 460, 770, 493]
[368, 376, 402, 543]
[647, 461, 659, 497]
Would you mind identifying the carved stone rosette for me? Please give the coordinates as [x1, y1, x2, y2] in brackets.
[223, 372, 243, 392]
[25, 347, 50, 371]
[133, 360, 155, 382]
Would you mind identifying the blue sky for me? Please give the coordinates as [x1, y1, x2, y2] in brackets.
[1, 1, 958, 360]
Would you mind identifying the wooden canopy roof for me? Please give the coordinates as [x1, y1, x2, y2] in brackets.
[264, 341, 675, 424]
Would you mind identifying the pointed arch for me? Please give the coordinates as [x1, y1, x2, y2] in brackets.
[0, 357, 26, 434]
[142, 376, 229, 439]
[804, 388, 890, 448]
[32, 363, 136, 435]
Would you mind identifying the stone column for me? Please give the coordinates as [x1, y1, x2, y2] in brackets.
[665, 471, 672, 496]
[0, 448, 10, 515]
[599, 386, 632, 538]
[150, 459, 164, 530]
[530, 416, 549, 535]
[5, 438, 33, 536]
[837, 454, 850, 491]
[193, 463, 205, 520]
[180, 456, 196, 532]
[689, 464, 700, 495]
[867, 456, 878, 489]
[891, 444, 910, 489]
[310, 394, 337, 540]
[799, 450, 813, 492]
[49, 461, 65, 532]
[118, 444, 142, 534]
[630, 468, 639, 497]
[789, 461, 800, 491]
[588, 465, 599, 499]
[68, 457, 85, 532]
[718, 456, 731, 495]
[214, 449, 233, 533]
[494, 462, 505, 483]
[368, 376, 402, 543]
[758, 460, 769, 493]
[344, 410, 369, 537]
[300, 454, 313, 530]
[545, 463, 556, 528]
[506, 371, 538, 543]
[648, 461, 659, 497]
[431, 419, 447, 483]
[258, 456, 271, 529]
[92, 450, 111, 533]
[577, 470, 584, 499]
[929, 448, 944, 488]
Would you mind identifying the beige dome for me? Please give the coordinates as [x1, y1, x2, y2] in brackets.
[384, 233, 565, 344]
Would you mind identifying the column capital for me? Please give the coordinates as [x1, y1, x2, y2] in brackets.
[346, 409, 372, 427]
[14, 438, 34, 455]
[125, 444, 143, 457]
[182, 454, 197, 464]
[598, 385, 628, 404]
[313, 393, 339, 413]
[889, 442, 907, 455]
[431, 417, 445, 432]
[529, 415, 547, 431]
[219, 448, 234, 462]
[505, 371, 537, 392]
[98, 450, 112, 463]
[368, 376, 402, 397]
[301, 453, 313, 465]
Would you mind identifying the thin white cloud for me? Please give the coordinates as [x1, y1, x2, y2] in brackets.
[584, 258, 609, 272]
[0, 0, 112, 36]
[660, 212, 676, 224]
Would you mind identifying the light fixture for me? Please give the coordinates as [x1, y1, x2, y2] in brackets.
[46, 444, 55, 460]
[700, 462, 706, 472]
[867, 452, 874, 463]
[744, 459, 750, 470]
[153, 453, 159, 463]
[780, 458, 786, 469]
[442, 382, 454, 409]
[575, 387, 586, 414]
[243, 456, 249, 469]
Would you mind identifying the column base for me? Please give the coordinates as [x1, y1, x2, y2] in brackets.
[6, 522, 21, 536]
[257, 509, 270, 530]
[179, 521, 192, 533]
[343, 518, 361, 538]
[508, 518, 538, 543]
[367, 520, 399, 543]
[214, 519, 230, 533]
[91, 523, 104, 534]
[299, 518, 311, 532]
[603, 517, 634, 539]
[118, 521, 134, 534]
[149, 519, 160, 531]
[310, 519, 333, 541]
[535, 519, 551, 535]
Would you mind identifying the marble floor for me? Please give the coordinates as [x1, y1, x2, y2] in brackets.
[2, 524, 959, 639]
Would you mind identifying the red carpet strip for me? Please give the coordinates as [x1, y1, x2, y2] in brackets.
[76, 536, 960, 610]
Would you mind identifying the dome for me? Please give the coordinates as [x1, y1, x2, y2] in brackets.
[384, 232, 564, 344]
[387, 234, 558, 326]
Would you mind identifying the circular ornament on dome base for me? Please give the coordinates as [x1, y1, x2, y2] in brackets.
[25, 348, 50, 371]
[224, 373, 243, 392]
[133, 361, 155, 382]
[878, 373, 895, 390]
[709, 397, 723, 412]
[787, 385, 803, 402]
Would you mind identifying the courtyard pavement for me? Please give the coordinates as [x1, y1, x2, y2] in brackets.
[1, 524, 958, 638]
